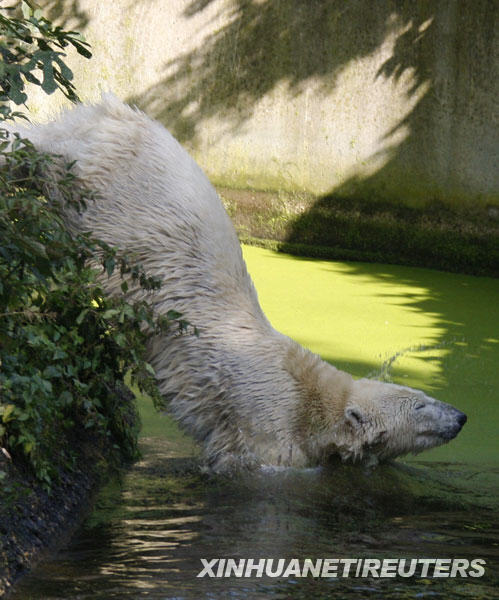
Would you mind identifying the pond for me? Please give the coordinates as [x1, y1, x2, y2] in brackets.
[11, 246, 499, 599]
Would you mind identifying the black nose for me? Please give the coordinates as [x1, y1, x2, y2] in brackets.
[457, 412, 467, 428]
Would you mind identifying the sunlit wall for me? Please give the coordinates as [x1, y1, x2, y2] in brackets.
[25, 0, 499, 207]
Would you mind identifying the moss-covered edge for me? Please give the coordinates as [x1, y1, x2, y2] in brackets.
[219, 187, 499, 277]
[0, 386, 139, 597]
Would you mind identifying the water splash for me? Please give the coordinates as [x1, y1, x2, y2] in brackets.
[368, 339, 461, 383]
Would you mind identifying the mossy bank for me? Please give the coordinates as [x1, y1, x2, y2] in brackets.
[219, 187, 499, 277]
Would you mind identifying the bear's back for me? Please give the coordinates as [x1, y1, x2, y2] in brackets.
[10, 96, 264, 321]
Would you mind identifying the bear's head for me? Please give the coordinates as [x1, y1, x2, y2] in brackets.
[337, 378, 467, 465]
[287, 343, 466, 467]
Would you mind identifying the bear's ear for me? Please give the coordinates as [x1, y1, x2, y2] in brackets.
[345, 406, 364, 429]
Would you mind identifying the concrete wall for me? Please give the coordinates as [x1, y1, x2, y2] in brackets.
[25, 0, 499, 207]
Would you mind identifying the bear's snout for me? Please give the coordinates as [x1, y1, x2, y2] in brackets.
[453, 409, 467, 433]
[443, 409, 467, 440]
[456, 411, 467, 428]
[411, 396, 467, 449]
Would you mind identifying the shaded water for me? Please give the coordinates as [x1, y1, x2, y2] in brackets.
[11, 249, 499, 599]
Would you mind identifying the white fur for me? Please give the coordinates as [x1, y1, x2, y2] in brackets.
[2, 96, 467, 472]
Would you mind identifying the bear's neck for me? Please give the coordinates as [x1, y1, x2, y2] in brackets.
[284, 341, 354, 463]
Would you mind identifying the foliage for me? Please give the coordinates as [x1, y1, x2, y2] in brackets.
[0, 0, 91, 118]
[0, 2, 185, 489]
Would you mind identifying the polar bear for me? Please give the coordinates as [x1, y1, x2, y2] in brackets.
[2, 96, 467, 472]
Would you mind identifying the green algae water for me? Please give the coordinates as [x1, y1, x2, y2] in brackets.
[11, 247, 499, 599]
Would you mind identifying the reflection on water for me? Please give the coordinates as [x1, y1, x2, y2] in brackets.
[11, 435, 499, 600]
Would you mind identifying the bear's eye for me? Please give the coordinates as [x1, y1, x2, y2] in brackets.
[414, 402, 426, 410]
[347, 408, 363, 423]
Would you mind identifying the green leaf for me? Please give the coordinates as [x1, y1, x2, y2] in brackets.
[41, 54, 57, 94]
[76, 308, 89, 324]
[166, 309, 183, 320]
[54, 55, 74, 81]
[1, 404, 16, 423]
[18, 235, 48, 258]
[23, 441, 34, 454]
[104, 256, 116, 276]
[53, 348, 67, 359]
[59, 390, 73, 405]
[115, 333, 127, 347]
[43, 365, 62, 378]
[7, 84, 28, 105]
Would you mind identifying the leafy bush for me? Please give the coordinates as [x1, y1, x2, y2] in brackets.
[0, 0, 91, 114]
[0, 2, 180, 488]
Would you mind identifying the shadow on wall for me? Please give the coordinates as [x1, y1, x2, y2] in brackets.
[130, 0, 436, 145]
[332, 0, 498, 205]
[129, 0, 497, 206]
[38, 0, 90, 32]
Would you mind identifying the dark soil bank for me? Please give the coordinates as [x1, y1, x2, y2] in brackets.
[0, 445, 96, 597]
[0, 387, 139, 597]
